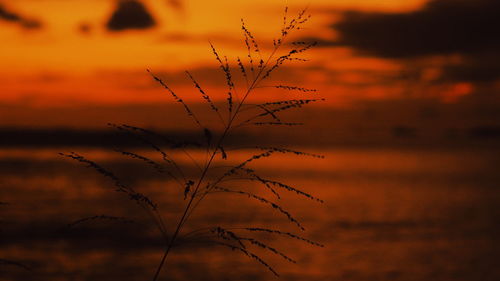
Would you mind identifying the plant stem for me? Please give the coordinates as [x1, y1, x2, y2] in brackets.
[152, 112, 235, 280]
[152, 35, 285, 281]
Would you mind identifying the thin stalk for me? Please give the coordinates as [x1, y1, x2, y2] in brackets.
[152, 125, 230, 281]
[152, 64, 260, 281]
[152, 25, 290, 281]
[185, 38, 285, 213]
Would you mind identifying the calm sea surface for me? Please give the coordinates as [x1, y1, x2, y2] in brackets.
[1, 146, 499, 281]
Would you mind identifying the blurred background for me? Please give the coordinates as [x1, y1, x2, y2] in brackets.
[1, 0, 499, 280]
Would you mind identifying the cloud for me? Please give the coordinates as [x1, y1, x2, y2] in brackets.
[0, 3, 42, 29]
[311, 0, 500, 84]
[107, 0, 156, 31]
[166, 0, 184, 12]
[78, 22, 93, 35]
[331, 0, 500, 58]
[158, 32, 244, 48]
[440, 53, 500, 83]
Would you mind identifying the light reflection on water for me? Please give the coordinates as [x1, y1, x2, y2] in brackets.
[1, 147, 499, 281]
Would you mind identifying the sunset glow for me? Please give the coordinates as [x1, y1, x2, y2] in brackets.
[4, 0, 483, 112]
[1, 2, 499, 281]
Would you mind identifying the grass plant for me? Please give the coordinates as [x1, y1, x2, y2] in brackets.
[61, 7, 324, 280]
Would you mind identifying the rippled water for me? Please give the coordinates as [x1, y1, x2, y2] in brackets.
[1, 146, 499, 281]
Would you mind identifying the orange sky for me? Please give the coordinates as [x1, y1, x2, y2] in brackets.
[0, 0, 433, 106]
[1, 0, 496, 113]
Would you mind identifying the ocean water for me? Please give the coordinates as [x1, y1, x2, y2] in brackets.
[1, 146, 499, 281]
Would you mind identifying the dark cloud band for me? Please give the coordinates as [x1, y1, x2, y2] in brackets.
[332, 0, 500, 58]
[312, 0, 500, 84]
[0, 4, 42, 29]
[107, 0, 156, 31]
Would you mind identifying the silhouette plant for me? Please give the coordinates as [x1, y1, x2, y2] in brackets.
[61, 7, 324, 280]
